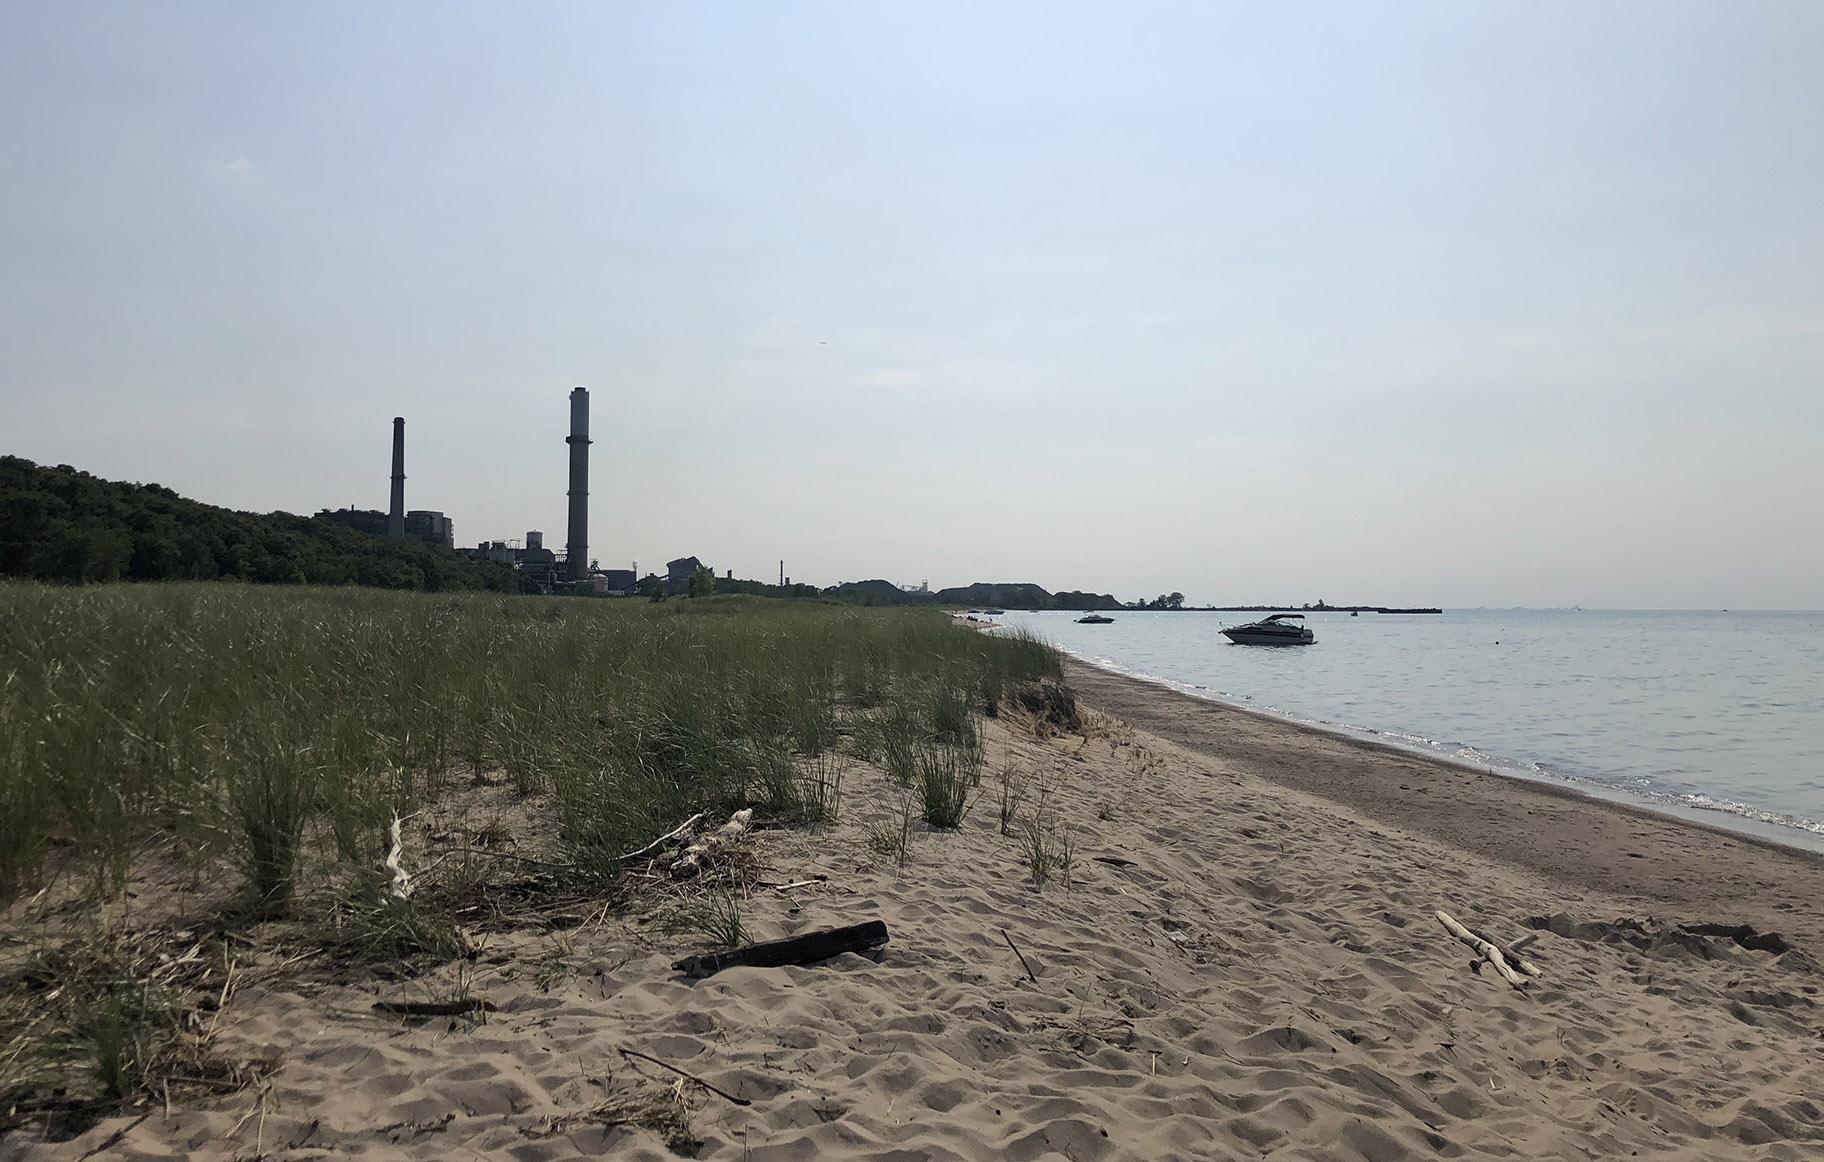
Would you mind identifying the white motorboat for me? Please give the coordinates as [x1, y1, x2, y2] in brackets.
[1220, 613, 1314, 645]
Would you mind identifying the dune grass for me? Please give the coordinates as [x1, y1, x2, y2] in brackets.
[0, 583, 1059, 908]
[0, 584, 1063, 1126]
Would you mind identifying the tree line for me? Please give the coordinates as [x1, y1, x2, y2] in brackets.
[0, 456, 531, 592]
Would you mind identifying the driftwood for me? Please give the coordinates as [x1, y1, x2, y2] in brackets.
[756, 873, 829, 889]
[383, 812, 414, 900]
[619, 1048, 752, 1106]
[1437, 911, 1529, 988]
[620, 812, 707, 863]
[769, 878, 825, 894]
[672, 920, 889, 978]
[670, 809, 753, 879]
[1469, 925, 1543, 978]
[1001, 928, 1039, 983]
[372, 998, 495, 1017]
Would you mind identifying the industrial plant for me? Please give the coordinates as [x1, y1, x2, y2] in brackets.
[313, 417, 454, 548]
[311, 387, 715, 596]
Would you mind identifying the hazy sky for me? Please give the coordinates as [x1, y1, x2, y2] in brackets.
[4, 3, 1821, 607]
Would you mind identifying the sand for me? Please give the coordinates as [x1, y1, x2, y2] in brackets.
[12, 664, 1824, 1160]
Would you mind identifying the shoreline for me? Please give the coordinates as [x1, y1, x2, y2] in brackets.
[1061, 649, 1824, 858]
[1062, 655, 1824, 953]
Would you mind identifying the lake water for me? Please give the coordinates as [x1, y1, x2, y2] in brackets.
[996, 609, 1824, 854]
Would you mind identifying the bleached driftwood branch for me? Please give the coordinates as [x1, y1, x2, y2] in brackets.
[1469, 925, 1543, 978]
[620, 812, 707, 863]
[1437, 910, 1528, 988]
[670, 809, 753, 879]
[384, 813, 414, 900]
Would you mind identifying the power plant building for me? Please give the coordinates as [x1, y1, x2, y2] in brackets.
[313, 416, 454, 547]
[315, 506, 453, 548]
[322, 389, 610, 586]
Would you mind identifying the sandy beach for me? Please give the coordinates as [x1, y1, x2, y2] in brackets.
[14, 663, 1824, 1160]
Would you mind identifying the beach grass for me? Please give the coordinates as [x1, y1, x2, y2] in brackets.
[0, 583, 1059, 906]
[0, 583, 1061, 1123]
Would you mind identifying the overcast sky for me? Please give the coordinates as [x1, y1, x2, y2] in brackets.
[4, 3, 1820, 607]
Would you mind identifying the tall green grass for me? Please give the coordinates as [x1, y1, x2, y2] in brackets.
[0, 584, 1059, 905]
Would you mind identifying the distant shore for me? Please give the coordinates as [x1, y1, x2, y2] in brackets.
[1027, 605, 1445, 614]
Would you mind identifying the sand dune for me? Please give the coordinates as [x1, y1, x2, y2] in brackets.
[16, 673, 1824, 1160]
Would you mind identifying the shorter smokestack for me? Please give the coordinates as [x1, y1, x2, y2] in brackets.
[388, 417, 405, 538]
[527, 531, 543, 550]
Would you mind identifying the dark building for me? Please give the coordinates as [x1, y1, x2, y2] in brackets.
[469, 531, 558, 590]
[315, 506, 390, 537]
[404, 510, 455, 549]
[315, 506, 453, 548]
[665, 555, 704, 594]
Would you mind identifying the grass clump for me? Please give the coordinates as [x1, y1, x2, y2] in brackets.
[1022, 818, 1075, 890]
[797, 755, 844, 826]
[915, 744, 975, 829]
[996, 768, 1029, 836]
[314, 883, 463, 965]
[865, 792, 917, 868]
[1, 935, 238, 1135]
[655, 878, 747, 948]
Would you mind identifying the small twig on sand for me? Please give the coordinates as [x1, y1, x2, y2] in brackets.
[1001, 928, 1039, 983]
[620, 813, 707, 863]
[618, 1048, 753, 1106]
[443, 847, 575, 870]
[77, 1112, 151, 1161]
[769, 879, 825, 894]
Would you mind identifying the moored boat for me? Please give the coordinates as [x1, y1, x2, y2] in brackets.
[1076, 613, 1114, 624]
[1220, 613, 1314, 645]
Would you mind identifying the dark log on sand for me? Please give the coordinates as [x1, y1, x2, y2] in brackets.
[673, 921, 889, 978]
[372, 998, 495, 1017]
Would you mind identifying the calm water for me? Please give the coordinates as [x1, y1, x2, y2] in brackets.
[998, 609, 1824, 853]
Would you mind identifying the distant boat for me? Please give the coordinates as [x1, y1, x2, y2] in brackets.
[1351, 611, 1358, 617]
[1075, 614, 1114, 624]
[966, 609, 981, 614]
[1221, 613, 1315, 645]
[982, 608, 1006, 615]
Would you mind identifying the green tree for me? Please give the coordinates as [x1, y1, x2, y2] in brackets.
[687, 565, 717, 598]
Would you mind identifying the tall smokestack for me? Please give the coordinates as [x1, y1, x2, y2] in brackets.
[566, 387, 590, 582]
[388, 417, 405, 538]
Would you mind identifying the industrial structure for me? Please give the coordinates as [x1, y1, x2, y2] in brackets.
[313, 415, 454, 548]
[566, 387, 590, 583]
[475, 530, 559, 589]
[389, 417, 406, 538]
[314, 388, 685, 591]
